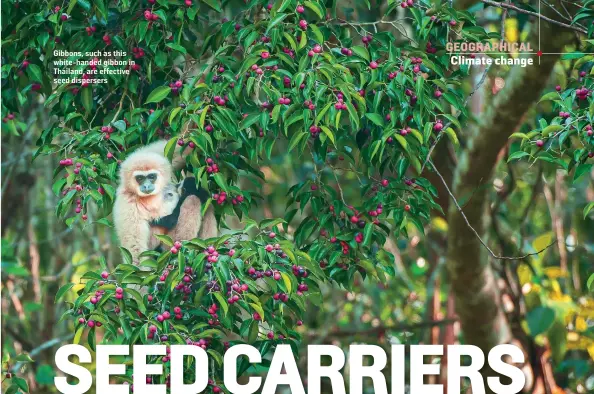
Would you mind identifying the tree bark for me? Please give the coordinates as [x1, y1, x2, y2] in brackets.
[445, 0, 573, 385]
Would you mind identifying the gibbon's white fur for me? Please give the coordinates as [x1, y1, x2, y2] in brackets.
[114, 140, 217, 264]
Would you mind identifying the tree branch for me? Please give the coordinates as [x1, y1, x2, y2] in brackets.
[481, 0, 587, 34]
[445, 0, 574, 369]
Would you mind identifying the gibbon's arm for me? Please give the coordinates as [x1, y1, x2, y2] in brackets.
[113, 198, 151, 264]
[140, 140, 193, 171]
[150, 177, 210, 230]
[169, 195, 204, 242]
[199, 205, 217, 239]
[151, 177, 217, 241]
[168, 197, 217, 241]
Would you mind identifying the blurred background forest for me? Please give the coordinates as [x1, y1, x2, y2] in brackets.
[2, 0, 594, 393]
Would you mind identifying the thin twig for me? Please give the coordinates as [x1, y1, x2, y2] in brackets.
[481, 0, 588, 34]
[430, 159, 557, 260]
[422, 65, 491, 172]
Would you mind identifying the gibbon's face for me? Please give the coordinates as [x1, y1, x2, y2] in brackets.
[120, 150, 172, 198]
[133, 170, 161, 196]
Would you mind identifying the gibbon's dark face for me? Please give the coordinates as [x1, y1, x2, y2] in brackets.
[133, 170, 160, 195]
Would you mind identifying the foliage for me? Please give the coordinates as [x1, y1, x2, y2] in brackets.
[510, 55, 594, 212]
[1, 0, 594, 393]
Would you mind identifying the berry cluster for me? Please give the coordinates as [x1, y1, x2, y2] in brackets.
[85, 25, 97, 35]
[101, 125, 115, 139]
[143, 10, 159, 21]
[576, 86, 590, 100]
[205, 157, 219, 174]
[169, 80, 183, 95]
[225, 279, 249, 304]
[132, 47, 145, 59]
[340, 47, 353, 56]
[207, 303, 220, 326]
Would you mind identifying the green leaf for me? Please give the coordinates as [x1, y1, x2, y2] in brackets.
[304, 1, 324, 18]
[248, 320, 259, 342]
[526, 306, 555, 337]
[81, 87, 92, 114]
[573, 163, 592, 182]
[548, 320, 567, 364]
[539, 91, 560, 103]
[73, 325, 84, 344]
[164, 138, 177, 162]
[213, 173, 228, 192]
[365, 113, 384, 127]
[112, 120, 126, 131]
[541, 124, 564, 137]
[5, 384, 18, 394]
[288, 131, 307, 152]
[55, 283, 74, 302]
[120, 246, 134, 265]
[266, 13, 288, 34]
[351, 46, 370, 61]
[584, 201, 594, 219]
[166, 43, 187, 54]
[444, 127, 459, 149]
[561, 51, 585, 60]
[14, 353, 34, 362]
[363, 222, 373, 246]
[394, 135, 408, 151]
[281, 272, 292, 293]
[213, 292, 228, 316]
[507, 151, 530, 161]
[315, 102, 332, 123]
[14, 377, 29, 392]
[587, 273, 594, 291]
[249, 302, 265, 321]
[202, 0, 221, 12]
[309, 24, 324, 44]
[145, 86, 171, 104]
[319, 126, 335, 145]
[27, 64, 43, 82]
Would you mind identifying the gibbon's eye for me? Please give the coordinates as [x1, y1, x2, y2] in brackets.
[135, 175, 145, 184]
[147, 173, 157, 181]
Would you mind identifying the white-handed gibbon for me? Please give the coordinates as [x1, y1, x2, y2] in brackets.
[113, 140, 217, 264]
